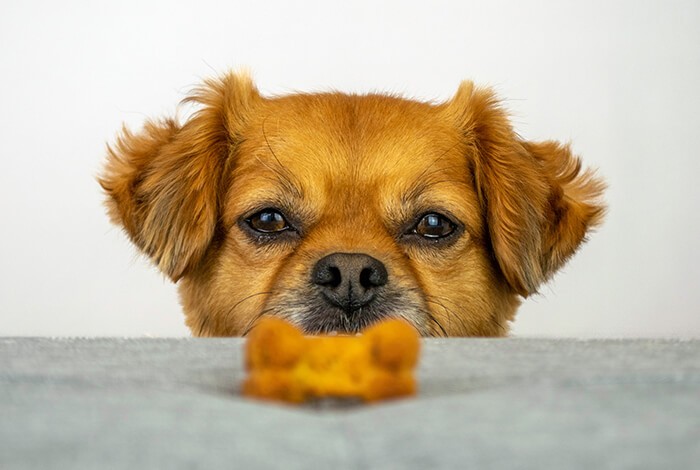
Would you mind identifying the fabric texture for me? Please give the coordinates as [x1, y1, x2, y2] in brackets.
[1, 337, 698, 469]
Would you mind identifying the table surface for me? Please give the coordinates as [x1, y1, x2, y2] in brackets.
[1, 337, 699, 470]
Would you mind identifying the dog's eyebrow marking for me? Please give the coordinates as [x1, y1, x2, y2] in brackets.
[401, 142, 462, 205]
[259, 116, 304, 199]
[401, 170, 471, 210]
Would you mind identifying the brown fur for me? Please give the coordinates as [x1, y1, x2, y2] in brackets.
[99, 72, 605, 337]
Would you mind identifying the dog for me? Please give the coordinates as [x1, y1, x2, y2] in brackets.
[99, 72, 605, 337]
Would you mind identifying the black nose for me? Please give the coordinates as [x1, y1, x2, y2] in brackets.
[311, 253, 388, 312]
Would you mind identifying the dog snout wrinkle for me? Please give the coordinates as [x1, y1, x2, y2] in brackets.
[312, 253, 388, 313]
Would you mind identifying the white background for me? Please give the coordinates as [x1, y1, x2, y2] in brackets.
[1, 0, 698, 337]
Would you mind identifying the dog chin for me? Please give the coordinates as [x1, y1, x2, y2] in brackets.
[274, 303, 427, 335]
[297, 308, 399, 335]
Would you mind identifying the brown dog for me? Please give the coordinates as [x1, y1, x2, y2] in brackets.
[99, 72, 604, 337]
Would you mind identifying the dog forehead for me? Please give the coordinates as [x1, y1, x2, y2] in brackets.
[224, 92, 482, 239]
[235, 92, 467, 188]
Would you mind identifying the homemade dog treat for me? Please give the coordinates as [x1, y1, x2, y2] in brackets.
[243, 317, 420, 403]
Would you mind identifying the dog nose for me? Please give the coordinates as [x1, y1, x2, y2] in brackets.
[311, 253, 388, 312]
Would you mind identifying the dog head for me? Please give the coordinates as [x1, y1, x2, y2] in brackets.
[100, 73, 604, 336]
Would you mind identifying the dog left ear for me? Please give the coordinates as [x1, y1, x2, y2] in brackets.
[99, 73, 260, 281]
[444, 81, 606, 296]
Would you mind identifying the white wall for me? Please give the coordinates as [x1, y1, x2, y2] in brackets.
[1, 0, 698, 337]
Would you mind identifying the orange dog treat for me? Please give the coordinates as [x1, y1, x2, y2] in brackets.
[242, 317, 420, 403]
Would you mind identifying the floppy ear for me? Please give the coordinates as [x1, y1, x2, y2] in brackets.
[445, 82, 605, 296]
[99, 72, 260, 281]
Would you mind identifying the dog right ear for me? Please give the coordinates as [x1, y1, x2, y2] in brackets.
[444, 81, 605, 297]
[99, 72, 260, 281]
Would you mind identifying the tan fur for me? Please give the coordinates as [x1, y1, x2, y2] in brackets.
[99, 72, 605, 337]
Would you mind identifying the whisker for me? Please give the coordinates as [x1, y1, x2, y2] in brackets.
[229, 291, 273, 314]
[491, 315, 508, 335]
[198, 315, 209, 336]
[422, 298, 451, 337]
[261, 117, 303, 199]
[241, 306, 277, 336]
[393, 311, 424, 336]
[225, 291, 273, 336]
[425, 294, 475, 336]
[413, 141, 462, 183]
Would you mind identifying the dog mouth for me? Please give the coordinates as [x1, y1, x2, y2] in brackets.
[259, 287, 427, 335]
[299, 305, 397, 335]
[304, 314, 385, 335]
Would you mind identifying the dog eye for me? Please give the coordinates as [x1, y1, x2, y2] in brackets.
[413, 213, 456, 239]
[247, 209, 290, 233]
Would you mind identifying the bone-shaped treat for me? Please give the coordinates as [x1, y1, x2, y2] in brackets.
[243, 317, 420, 403]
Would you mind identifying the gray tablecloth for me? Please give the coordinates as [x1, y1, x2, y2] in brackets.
[1, 338, 698, 469]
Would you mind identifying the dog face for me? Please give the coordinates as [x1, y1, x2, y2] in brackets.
[100, 73, 604, 336]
